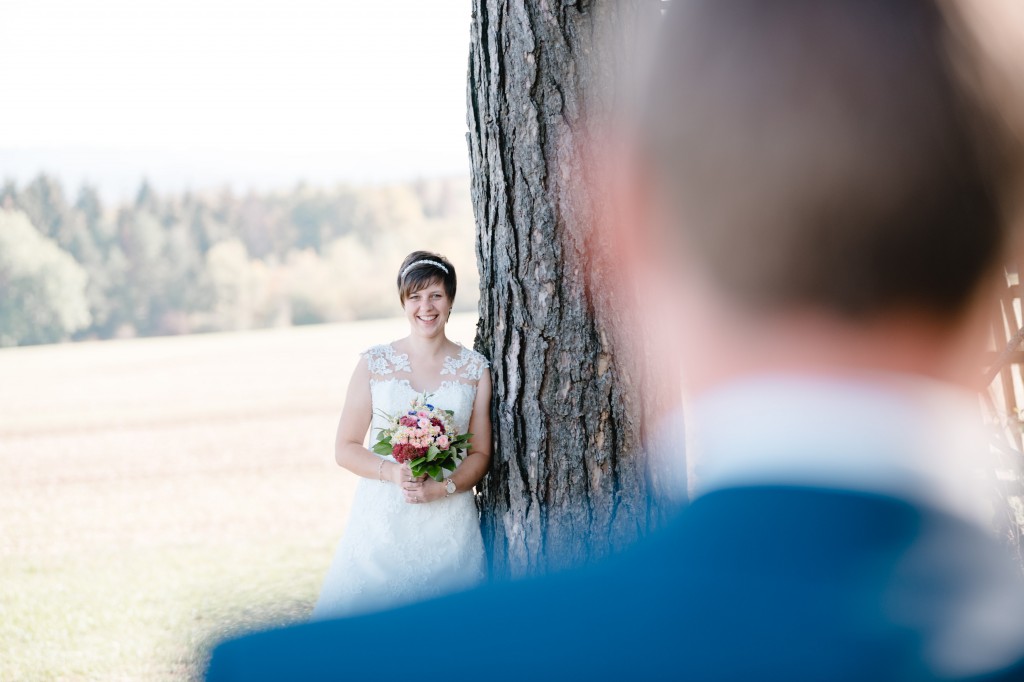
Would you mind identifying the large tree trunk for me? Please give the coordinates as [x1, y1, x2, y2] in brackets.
[467, 0, 675, 579]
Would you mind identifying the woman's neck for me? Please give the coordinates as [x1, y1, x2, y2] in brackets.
[402, 332, 452, 360]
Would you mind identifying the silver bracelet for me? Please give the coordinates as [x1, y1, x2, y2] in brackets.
[378, 458, 386, 483]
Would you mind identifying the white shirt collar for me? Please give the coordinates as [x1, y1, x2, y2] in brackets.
[688, 372, 996, 529]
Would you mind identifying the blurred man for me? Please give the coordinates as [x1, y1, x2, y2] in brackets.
[207, 1, 1024, 679]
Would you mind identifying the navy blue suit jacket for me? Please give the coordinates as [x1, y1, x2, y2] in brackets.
[206, 486, 1024, 681]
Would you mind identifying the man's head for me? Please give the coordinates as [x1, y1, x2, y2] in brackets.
[640, 0, 1014, 321]
[628, 0, 1020, 389]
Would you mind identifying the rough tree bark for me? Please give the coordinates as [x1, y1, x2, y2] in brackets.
[467, 0, 676, 579]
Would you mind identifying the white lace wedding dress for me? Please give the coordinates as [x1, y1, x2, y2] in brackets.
[311, 343, 488, 619]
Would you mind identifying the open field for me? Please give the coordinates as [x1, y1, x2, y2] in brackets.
[0, 314, 479, 681]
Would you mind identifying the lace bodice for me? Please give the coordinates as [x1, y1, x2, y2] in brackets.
[364, 343, 489, 444]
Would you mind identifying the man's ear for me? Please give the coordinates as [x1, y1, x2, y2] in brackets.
[598, 132, 700, 404]
[607, 139, 702, 312]
[602, 137, 666, 288]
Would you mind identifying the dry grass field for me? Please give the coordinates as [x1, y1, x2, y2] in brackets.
[0, 313, 478, 681]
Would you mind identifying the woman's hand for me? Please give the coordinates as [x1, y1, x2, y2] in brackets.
[392, 461, 425, 486]
[401, 476, 443, 504]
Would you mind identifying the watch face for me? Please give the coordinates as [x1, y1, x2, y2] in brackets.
[446, 479, 456, 494]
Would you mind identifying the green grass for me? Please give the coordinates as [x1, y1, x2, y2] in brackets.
[0, 314, 478, 681]
[1, 544, 326, 680]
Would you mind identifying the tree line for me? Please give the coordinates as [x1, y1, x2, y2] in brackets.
[0, 174, 478, 347]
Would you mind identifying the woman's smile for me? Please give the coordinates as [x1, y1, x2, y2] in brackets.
[415, 308, 441, 326]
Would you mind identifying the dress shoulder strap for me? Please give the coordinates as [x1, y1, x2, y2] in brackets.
[441, 345, 490, 382]
[362, 344, 411, 376]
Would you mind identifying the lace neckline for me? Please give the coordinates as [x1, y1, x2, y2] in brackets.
[370, 377, 475, 398]
[375, 343, 475, 395]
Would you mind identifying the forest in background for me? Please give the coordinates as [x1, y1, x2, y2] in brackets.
[0, 174, 478, 347]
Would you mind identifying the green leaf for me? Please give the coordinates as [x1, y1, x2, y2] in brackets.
[427, 464, 441, 480]
[441, 460, 456, 472]
[426, 445, 439, 461]
[372, 441, 392, 456]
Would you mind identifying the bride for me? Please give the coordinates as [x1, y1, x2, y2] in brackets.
[311, 250, 491, 619]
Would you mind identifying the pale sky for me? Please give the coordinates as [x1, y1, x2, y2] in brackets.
[0, 0, 473, 199]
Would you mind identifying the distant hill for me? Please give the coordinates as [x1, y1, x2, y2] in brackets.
[0, 146, 471, 204]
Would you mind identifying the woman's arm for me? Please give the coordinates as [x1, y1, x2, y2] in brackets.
[335, 356, 406, 485]
[403, 369, 492, 503]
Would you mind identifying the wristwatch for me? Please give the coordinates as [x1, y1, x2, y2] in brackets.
[444, 478, 457, 497]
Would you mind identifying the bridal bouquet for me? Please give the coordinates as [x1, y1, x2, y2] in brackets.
[372, 395, 472, 482]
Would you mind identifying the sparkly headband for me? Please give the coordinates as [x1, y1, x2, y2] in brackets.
[401, 260, 449, 279]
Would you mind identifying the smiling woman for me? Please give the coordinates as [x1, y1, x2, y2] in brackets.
[310, 250, 492, 618]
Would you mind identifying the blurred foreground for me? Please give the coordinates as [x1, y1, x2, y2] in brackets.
[0, 313, 477, 680]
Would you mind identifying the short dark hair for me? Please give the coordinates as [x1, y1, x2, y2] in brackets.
[397, 251, 457, 304]
[642, 0, 1015, 319]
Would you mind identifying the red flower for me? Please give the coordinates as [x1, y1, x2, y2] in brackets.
[392, 443, 425, 464]
[430, 417, 446, 434]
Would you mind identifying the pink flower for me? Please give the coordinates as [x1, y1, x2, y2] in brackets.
[437, 435, 450, 449]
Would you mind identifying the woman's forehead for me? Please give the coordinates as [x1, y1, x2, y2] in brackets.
[408, 278, 446, 293]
